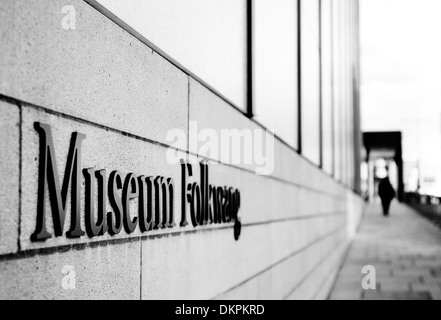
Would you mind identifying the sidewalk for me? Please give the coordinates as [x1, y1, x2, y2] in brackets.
[330, 202, 441, 300]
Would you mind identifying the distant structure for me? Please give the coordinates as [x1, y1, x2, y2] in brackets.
[363, 132, 404, 202]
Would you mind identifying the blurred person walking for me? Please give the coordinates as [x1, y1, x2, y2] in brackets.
[378, 177, 396, 216]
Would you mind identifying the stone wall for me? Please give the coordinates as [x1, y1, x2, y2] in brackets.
[0, 0, 364, 300]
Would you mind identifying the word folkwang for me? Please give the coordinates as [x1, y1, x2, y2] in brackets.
[31, 122, 241, 242]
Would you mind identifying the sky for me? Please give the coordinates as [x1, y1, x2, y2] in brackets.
[360, 0, 441, 195]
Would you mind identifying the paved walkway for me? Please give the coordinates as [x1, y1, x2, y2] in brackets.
[330, 202, 441, 300]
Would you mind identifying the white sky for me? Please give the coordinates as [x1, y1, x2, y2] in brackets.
[360, 0, 441, 194]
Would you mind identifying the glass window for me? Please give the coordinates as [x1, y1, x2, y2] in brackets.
[253, 0, 298, 148]
[321, 0, 334, 175]
[93, 0, 248, 110]
[301, 0, 321, 165]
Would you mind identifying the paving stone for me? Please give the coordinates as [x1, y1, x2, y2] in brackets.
[330, 203, 441, 300]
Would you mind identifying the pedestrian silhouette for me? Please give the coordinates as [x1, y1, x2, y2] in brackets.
[378, 177, 396, 216]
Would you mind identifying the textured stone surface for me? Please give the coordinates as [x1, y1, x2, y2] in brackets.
[0, 101, 20, 254]
[20, 107, 185, 250]
[0, 241, 141, 300]
[0, 0, 188, 146]
[189, 78, 261, 172]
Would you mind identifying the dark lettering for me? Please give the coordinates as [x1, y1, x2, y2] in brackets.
[32, 122, 85, 241]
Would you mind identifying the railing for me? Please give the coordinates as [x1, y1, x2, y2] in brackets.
[404, 192, 441, 227]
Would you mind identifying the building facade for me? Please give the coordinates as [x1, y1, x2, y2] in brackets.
[0, 0, 363, 299]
